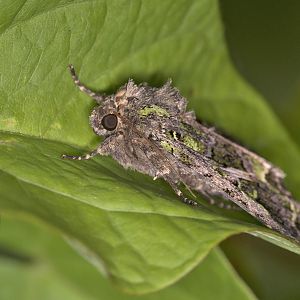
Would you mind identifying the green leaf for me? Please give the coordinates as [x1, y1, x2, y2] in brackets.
[0, 216, 256, 300]
[0, 0, 299, 294]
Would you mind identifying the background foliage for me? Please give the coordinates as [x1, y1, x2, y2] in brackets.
[0, 0, 299, 299]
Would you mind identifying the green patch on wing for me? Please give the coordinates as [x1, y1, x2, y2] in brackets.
[251, 158, 268, 182]
[183, 135, 205, 153]
[139, 105, 169, 117]
[160, 140, 177, 153]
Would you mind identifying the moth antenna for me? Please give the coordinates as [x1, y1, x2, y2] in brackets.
[68, 64, 104, 104]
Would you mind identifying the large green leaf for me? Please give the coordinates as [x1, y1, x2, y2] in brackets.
[0, 0, 299, 294]
[0, 216, 256, 300]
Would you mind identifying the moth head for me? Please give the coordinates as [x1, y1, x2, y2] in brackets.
[89, 96, 119, 136]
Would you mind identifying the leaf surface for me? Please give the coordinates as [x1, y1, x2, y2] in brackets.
[0, 216, 256, 300]
[0, 0, 299, 294]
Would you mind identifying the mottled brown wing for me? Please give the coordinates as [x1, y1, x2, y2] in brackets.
[143, 110, 300, 241]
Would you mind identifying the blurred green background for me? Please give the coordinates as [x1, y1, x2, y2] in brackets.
[221, 0, 300, 146]
[221, 1, 300, 300]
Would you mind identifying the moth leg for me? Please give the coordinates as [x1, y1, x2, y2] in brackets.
[201, 190, 241, 210]
[167, 180, 198, 206]
[213, 199, 241, 210]
[200, 190, 216, 205]
[68, 64, 104, 103]
[61, 148, 99, 161]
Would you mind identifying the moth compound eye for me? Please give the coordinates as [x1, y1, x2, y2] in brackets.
[101, 114, 118, 131]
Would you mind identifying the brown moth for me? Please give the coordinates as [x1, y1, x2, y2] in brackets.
[62, 65, 300, 242]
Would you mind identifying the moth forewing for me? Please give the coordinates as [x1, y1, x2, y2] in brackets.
[62, 65, 300, 243]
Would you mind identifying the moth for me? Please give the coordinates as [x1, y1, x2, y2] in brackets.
[62, 65, 300, 242]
